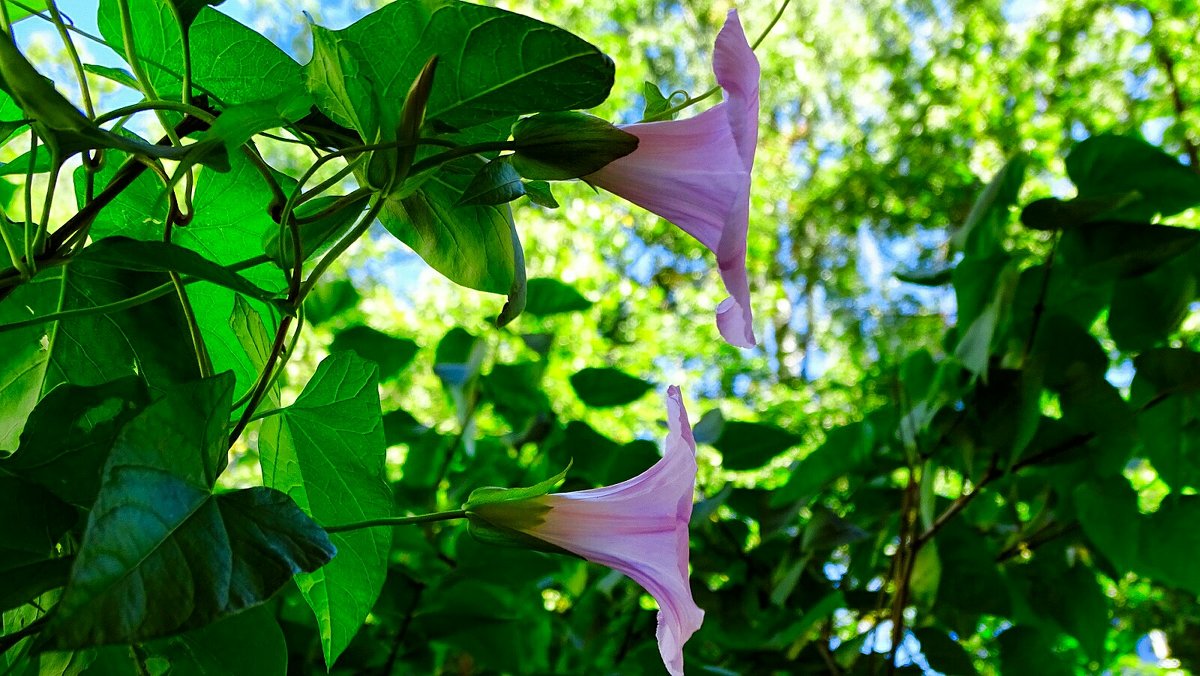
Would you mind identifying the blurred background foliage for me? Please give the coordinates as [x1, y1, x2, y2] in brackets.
[9, 0, 1200, 673]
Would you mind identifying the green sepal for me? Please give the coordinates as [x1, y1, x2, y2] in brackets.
[463, 462, 573, 555]
[263, 192, 371, 268]
[368, 55, 438, 194]
[510, 112, 638, 180]
[523, 180, 559, 208]
[462, 461, 571, 511]
[465, 511, 572, 556]
[458, 156, 525, 206]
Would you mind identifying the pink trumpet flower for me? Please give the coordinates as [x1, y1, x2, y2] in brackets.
[585, 9, 759, 348]
[468, 386, 705, 675]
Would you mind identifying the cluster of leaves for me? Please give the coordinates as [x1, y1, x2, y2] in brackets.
[4, 0, 1200, 675]
[0, 0, 662, 672]
[750, 135, 1200, 674]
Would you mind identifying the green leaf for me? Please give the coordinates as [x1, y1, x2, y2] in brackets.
[547, 421, 661, 487]
[189, 9, 304, 105]
[951, 153, 1026, 257]
[483, 362, 548, 431]
[260, 353, 392, 667]
[98, 0, 185, 102]
[0, 476, 76, 570]
[81, 148, 288, 412]
[1140, 496, 1200, 594]
[510, 111, 638, 180]
[1137, 397, 1200, 490]
[229, 295, 279, 413]
[568, 367, 652, 408]
[165, 0, 226, 32]
[1066, 133, 1200, 221]
[954, 263, 1019, 377]
[304, 0, 614, 132]
[81, 63, 139, 90]
[801, 506, 869, 551]
[1032, 315, 1108, 390]
[691, 408, 725, 445]
[304, 21, 380, 139]
[329, 325, 419, 381]
[713, 420, 803, 471]
[458, 157, 526, 206]
[153, 604, 285, 676]
[973, 368, 1042, 465]
[1108, 255, 1195, 352]
[522, 180, 559, 208]
[75, 237, 283, 305]
[0, 558, 71, 613]
[0, 262, 200, 450]
[895, 267, 954, 286]
[382, 408, 428, 446]
[45, 375, 335, 648]
[1058, 221, 1200, 279]
[1, 377, 149, 507]
[304, 279, 360, 325]
[1027, 558, 1109, 663]
[523, 278, 592, 316]
[934, 520, 1009, 619]
[380, 156, 522, 295]
[914, 628, 978, 676]
[1019, 193, 1141, 230]
[0, 148, 53, 176]
[197, 90, 314, 156]
[908, 541, 941, 610]
[1132, 348, 1200, 400]
[2, 0, 46, 24]
[101, 0, 304, 106]
[771, 422, 873, 506]
[641, 81, 680, 121]
[433, 327, 486, 430]
[997, 627, 1074, 676]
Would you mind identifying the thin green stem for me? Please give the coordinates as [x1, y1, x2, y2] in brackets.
[117, 0, 195, 220]
[408, 140, 516, 175]
[293, 188, 372, 225]
[0, 281, 173, 333]
[0, 615, 47, 653]
[46, 0, 95, 118]
[170, 271, 213, 376]
[296, 197, 385, 300]
[0, 204, 29, 278]
[34, 158, 61, 256]
[753, 0, 793, 50]
[324, 510, 468, 534]
[645, 0, 792, 122]
[22, 130, 37, 271]
[227, 314, 293, 445]
[0, 0, 12, 35]
[229, 307, 302, 413]
[94, 99, 214, 127]
[247, 406, 286, 423]
[295, 155, 366, 206]
[0, 253, 270, 333]
[117, 0, 181, 148]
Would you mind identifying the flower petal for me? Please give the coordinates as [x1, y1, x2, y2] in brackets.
[527, 386, 704, 675]
[713, 9, 760, 169]
[583, 10, 759, 348]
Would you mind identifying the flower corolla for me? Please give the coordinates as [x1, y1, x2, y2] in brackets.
[585, 9, 760, 348]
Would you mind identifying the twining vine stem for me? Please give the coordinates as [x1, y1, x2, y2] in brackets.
[324, 509, 469, 534]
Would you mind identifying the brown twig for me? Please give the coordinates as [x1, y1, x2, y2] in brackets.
[1154, 42, 1200, 172]
[380, 583, 425, 675]
[885, 469, 920, 674]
